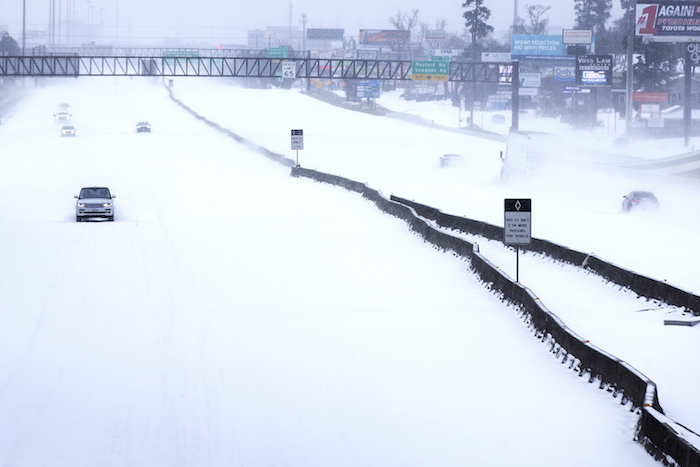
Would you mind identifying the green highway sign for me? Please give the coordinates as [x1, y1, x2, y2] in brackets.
[268, 46, 289, 59]
[411, 60, 449, 81]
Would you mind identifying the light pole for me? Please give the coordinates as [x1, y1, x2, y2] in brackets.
[22, 0, 26, 54]
[625, 0, 636, 139]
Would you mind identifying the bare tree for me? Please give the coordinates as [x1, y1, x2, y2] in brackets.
[388, 10, 420, 57]
[389, 10, 420, 32]
[513, 4, 551, 35]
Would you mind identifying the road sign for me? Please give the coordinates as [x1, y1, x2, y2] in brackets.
[269, 46, 288, 59]
[504, 199, 531, 245]
[291, 129, 303, 150]
[282, 61, 296, 78]
[411, 60, 449, 81]
[357, 79, 381, 98]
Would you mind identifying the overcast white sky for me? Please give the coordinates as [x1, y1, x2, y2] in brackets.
[3, 0, 624, 47]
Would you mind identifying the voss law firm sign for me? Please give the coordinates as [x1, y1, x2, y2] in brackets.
[636, 2, 700, 41]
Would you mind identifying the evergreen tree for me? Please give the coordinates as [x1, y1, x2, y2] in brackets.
[0, 33, 20, 55]
[574, 0, 612, 34]
[462, 0, 494, 60]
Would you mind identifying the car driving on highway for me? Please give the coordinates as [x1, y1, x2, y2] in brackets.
[74, 186, 115, 222]
[54, 111, 72, 122]
[136, 121, 151, 132]
[61, 125, 76, 137]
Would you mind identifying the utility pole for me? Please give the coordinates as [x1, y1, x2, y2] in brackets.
[300, 13, 306, 53]
[289, 0, 293, 47]
[22, 0, 26, 54]
[625, 0, 636, 139]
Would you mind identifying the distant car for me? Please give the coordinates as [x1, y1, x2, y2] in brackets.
[58, 103, 71, 111]
[61, 125, 76, 137]
[622, 191, 659, 212]
[136, 121, 151, 132]
[440, 153, 464, 168]
[74, 186, 115, 222]
[491, 114, 506, 123]
[54, 111, 72, 122]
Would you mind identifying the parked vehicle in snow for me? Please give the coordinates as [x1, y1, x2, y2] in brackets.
[74, 187, 115, 222]
[439, 153, 464, 168]
[622, 191, 659, 212]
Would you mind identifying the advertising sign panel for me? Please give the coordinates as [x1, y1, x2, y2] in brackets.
[520, 72, 541, 87]
[554, 66, 576, 82]
[686, 42, 700, 65]
[636, 2, 700, 41]
[633, 92, 669, 102]
[563, 29, 593, 44]
[511, 35, 566, 59]
[307, 29, 344, 41]
[359, 30, 411, 45]
[482, 52, 512, 62]
[357, 49, 378, 60]
[575, 54, 613, 86]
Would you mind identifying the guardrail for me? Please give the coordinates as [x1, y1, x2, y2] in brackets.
[390, 196, 700, 316]
[290, 166, 700, 466]
[164, 82, 699, 465]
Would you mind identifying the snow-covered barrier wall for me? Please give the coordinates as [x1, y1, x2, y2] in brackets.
[391, 196, 700, 317]
[165, 83, 699, 465]
[291, 166, 700, 467]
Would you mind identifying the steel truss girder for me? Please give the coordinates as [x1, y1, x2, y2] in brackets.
[0, 56, 512, 83]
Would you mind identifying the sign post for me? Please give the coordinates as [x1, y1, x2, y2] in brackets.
[504, 198, 532, 283]
[291, 129, 303, 166]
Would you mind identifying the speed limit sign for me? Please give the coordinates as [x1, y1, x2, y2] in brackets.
[282, 61, 296, 78]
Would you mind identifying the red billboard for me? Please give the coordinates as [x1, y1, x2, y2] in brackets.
[359, 30, 411, 45]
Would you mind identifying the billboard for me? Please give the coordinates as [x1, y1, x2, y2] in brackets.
[511, 35, 566, 59]
[307, 29, 344, 41]
[636, 2, 700, 41]
[359, 29, 411, 45]
[575, 54, 613, 86]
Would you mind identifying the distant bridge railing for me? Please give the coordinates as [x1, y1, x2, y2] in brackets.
[0, 55, 513, 82]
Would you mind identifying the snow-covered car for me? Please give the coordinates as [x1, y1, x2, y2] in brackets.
[491, 114, 506, 123]
[53, 111, 72, 122]
[74, 186, 115, 222]
[622, 191, 659, 212]
[136, 121, 151, 132]
[61, 125, 76, 137]
[440, 153, 464, 168]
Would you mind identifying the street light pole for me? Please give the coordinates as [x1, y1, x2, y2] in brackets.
[22, 0, 26, 54]
[625, 0, 636, 139]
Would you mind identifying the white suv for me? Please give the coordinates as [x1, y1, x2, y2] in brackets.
[74, 187, 115, 222]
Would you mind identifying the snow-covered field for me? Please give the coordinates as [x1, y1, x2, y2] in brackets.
[0, 76, 695, 465]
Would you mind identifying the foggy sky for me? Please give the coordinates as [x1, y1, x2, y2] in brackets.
[3, 0, 624, 47]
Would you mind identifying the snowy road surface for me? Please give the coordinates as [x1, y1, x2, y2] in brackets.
[0, 77, 676, 465]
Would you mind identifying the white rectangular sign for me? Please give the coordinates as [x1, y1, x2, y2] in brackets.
[482, 52, 512, 62]
[504, 199, 532, 245]
[563, 29, 593, 44]
[291, 129, 303, 150]
[520, 72, 541, 87]
[282, 61, 296, 78]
